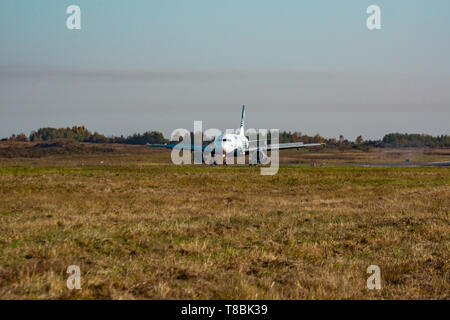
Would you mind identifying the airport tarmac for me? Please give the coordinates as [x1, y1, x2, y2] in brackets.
[355, 161, 450, 167]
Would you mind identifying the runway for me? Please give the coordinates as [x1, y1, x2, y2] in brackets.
[355, 161, 450, 167]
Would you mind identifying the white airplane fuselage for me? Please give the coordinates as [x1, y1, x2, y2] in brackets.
[217, 133, 249, 155]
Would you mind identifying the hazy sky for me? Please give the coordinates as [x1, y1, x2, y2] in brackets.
[1, 0, 449, 140]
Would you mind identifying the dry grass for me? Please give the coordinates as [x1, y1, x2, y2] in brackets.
[0, 148, 449, 299]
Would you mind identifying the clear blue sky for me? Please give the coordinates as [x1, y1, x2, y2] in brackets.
[1, 1, 449, 139]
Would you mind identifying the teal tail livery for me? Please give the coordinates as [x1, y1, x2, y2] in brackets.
[239, 104, 245, 137]
[148, 105, 324, 164]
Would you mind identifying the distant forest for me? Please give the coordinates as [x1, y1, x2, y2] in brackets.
[2, 126, 450, 148]
[3, 127, 167, 146]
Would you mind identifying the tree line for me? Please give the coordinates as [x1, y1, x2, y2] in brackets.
[2, 126, 449, 148]
[3, 126, 167, 145]
[275, 131, 450, 148]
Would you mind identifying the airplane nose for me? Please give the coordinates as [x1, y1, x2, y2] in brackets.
[223, 142, 232, 153]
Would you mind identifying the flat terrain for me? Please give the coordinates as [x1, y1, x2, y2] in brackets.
[0, 142, 449, 299]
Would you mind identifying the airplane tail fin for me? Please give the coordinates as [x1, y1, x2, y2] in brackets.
[239, 104, 245, 136]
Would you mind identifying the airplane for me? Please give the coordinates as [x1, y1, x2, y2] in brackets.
[148, 105, 324, 165]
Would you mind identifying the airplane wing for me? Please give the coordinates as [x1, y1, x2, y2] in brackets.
[149, 141, 323, 153]
[247, 142, 324, 152]
[148, 143, 215, 153]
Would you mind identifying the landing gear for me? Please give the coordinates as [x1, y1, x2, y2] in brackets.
[248, 150, 269, 166]
[203, 157, 217, 165]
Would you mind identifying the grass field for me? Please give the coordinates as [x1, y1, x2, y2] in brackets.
[0, 144, 449, 299]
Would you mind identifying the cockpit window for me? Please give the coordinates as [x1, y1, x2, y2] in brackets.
[222, 138, 231, 142]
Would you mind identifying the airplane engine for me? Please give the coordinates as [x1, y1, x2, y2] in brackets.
[203, 150, 217, 165]
[257, 150, 270, 164]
